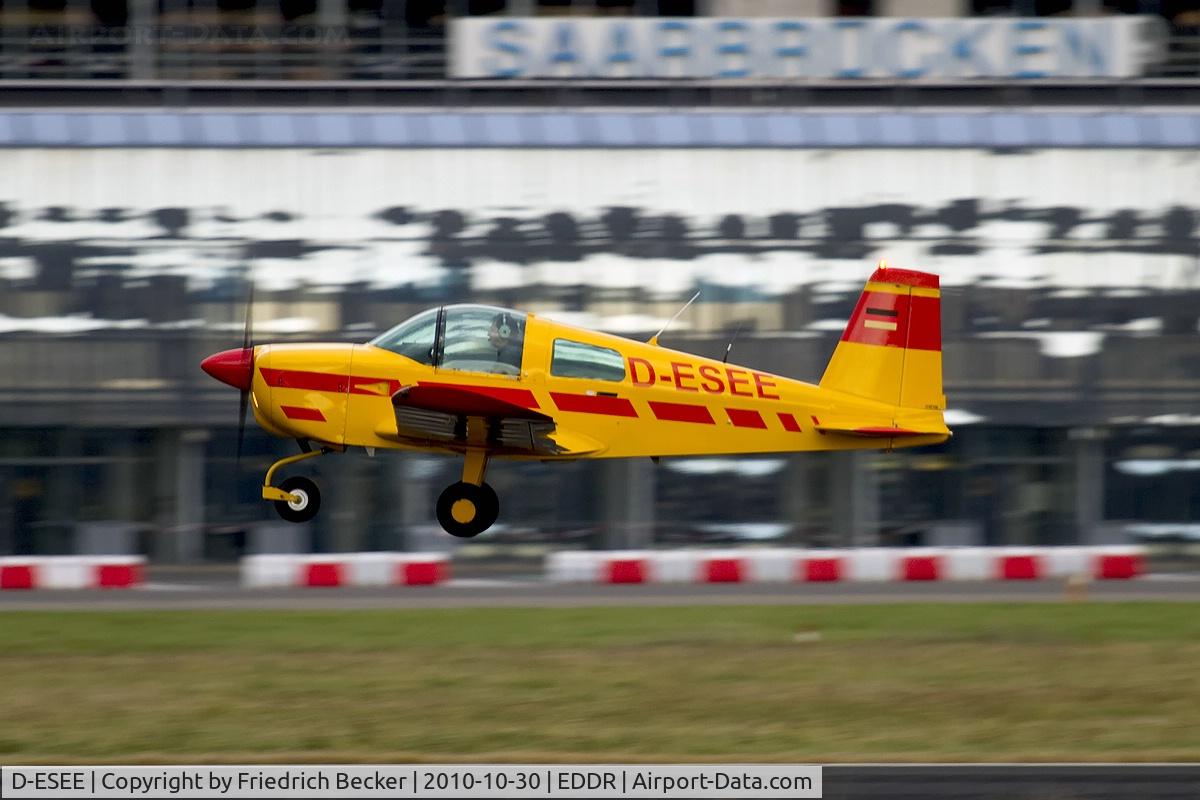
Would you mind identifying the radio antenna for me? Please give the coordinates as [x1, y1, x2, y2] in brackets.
[722, 321, 743, 364]
[649, 290, 700, 347]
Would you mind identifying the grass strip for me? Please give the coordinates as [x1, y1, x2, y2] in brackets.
[2, 603, 1198, 763]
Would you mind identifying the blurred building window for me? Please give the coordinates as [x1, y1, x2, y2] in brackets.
[91, 0, 129, 27]
[1106, 429, 1200, 522]
[970, 0, 1028, 14]
[1162, 0, 1200, 34]
[405, 0, 447, 29]
[596, 0, 635, 16]
[467, 0, 507, 15]
[655, 0, 694, 14]
[280, 0, 318, 20]
[536, 0, 575, 15]
[1033, 0, 1073, 15]
[834, 0, 875, 16]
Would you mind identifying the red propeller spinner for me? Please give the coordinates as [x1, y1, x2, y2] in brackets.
[201, 347, 254, 391]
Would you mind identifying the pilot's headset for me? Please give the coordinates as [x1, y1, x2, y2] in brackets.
[493, 312, 516, 340]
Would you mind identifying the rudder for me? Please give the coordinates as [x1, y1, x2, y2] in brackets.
[819, 264, 945, 411]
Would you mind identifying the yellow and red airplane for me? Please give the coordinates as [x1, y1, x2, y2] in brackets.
[201, 263, 949, 537]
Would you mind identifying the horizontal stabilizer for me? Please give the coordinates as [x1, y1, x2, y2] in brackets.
[815, 407, 951, 441]
[816, 425, 931, 438]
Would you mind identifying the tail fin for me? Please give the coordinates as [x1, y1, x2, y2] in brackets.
[819, 264, 945, 412]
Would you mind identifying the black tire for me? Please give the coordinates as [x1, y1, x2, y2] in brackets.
[274, 476, 321, 523]
[436, 481, 500, 538]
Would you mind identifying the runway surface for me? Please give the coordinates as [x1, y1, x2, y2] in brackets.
[1, 570, 1198, 610]
[4, 576, 1197, 796]
[823, 765, 1200, 799]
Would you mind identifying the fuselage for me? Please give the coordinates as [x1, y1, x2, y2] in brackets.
[247, 314, 948, 459]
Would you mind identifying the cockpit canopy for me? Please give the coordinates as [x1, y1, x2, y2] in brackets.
[369, 305, 528, 376]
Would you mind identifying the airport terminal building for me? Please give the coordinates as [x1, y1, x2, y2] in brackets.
[0, 1, 1198, 560]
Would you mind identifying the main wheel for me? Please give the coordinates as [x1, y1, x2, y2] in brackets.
[436, 481, 499, 538]
[274, 476, 321, 523]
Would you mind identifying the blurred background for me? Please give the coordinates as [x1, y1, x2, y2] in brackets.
[0, 0, 1198, 564]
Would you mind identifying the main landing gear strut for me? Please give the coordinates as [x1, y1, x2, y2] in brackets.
[263, 444, 500, 537]
[436, 449, 499, 538]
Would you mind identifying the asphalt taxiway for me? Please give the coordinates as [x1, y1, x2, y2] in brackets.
[823, 764, 1200, 799]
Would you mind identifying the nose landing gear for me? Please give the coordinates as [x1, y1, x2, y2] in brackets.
[262, 446, 332, 524]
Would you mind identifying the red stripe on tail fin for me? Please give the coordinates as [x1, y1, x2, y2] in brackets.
[841, 291, 940, 352]
[820, 264, 944, 412]
[870, 265, 939, 289]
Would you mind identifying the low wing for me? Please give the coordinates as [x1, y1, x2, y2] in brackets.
[393, 382, 550, 421]
[379, 382, 601, 457]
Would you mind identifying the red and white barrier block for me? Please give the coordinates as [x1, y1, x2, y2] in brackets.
[545, 546, 1145, 584]
[241, 552, 450, 588]
[0, 556, 145, 590]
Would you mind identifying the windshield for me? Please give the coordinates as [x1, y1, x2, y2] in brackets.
[369, 305, 528, 375]
[369, 308, 438, 364]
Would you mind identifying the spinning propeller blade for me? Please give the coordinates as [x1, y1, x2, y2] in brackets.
[236, 281, 254, 466]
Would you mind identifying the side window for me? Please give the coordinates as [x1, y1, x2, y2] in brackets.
[369, 308, 438, 365]
[441, 307, 526, 376]
[551, 339, 626, 382]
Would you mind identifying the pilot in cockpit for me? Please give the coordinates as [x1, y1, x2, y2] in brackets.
[488, 311, 524, 369]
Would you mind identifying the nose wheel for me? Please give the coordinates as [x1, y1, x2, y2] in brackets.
[436, 481, 499, 538]
[262, 446, 332, 524]
[273, 476, 321, 523]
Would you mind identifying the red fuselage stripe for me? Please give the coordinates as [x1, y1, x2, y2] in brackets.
[725, 408, 767, 429]
[260, 368, 541, 408]
[551, 392, 638, 417]
[260, 368, 347, 393]
[280, 405, 328, 422]
[778, 412, 802, 433]
[648, 401, 716, 425]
